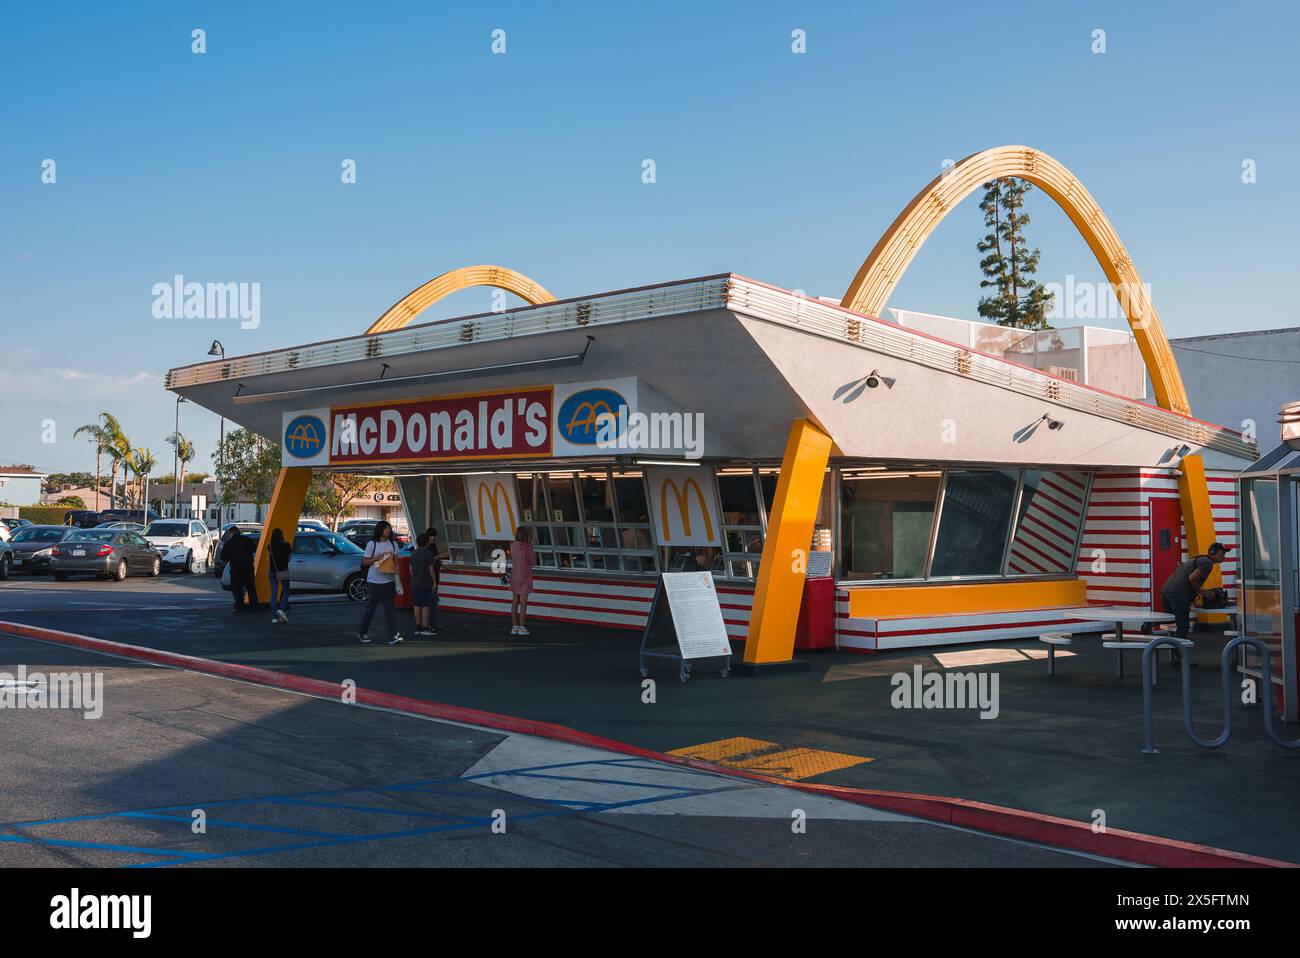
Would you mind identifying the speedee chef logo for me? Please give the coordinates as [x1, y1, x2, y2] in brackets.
[328, 387, 553, 464]
[284, 414, 327, 459]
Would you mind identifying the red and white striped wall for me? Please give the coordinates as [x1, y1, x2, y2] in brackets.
[437, 566, 756, 639]
[1006, 471, 1089, 575]
[1078, 468, 1238, 609]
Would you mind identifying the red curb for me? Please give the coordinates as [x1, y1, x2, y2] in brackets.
[3, 619, 1292, 869]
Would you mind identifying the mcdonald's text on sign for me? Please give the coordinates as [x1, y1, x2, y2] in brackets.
[329, 388, 553, 465]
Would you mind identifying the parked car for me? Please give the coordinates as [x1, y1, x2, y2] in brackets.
[95, 508, 160, 526]
[211, 522, 263, 577]
[297, 519, 331, 533]
[7, 525, 74, 573]
[339, 520, 410, 548]
[0, 537, 12, 579]
[143, 519, 215, 572]
[221, 530, 369, 601]
[95, 521, 145, 532]
[51, 528, 162, 581]
[1, 517, 33, 530]
[62, 510, 102, 528]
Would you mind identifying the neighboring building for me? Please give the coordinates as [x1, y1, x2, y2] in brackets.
[0, 468, 48, 506]
[39, 484, 115, 508]
[1167, 327, 1300, 443]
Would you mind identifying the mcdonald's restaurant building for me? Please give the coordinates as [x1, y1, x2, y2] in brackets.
[166, 269, 1258, 668]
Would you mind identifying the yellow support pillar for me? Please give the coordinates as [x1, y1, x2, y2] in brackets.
[1178, 453, 1225, 622]
[744, 419, 832, 666]
[253, 466, 313, 599]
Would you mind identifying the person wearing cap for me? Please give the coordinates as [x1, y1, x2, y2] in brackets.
[1159, 542, 1232, 650]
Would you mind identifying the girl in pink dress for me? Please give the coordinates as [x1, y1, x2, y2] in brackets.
[509, 526, 536, 636]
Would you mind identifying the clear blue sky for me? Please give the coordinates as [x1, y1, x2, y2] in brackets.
[2, 0, 1296, 477]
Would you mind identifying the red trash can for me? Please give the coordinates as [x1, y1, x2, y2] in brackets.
[794, 577, 836, 651]
[394, 553, 413, 609]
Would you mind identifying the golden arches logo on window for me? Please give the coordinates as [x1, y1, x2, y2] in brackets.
[475, 481, 518, 538]
[659, 477, 715, 542]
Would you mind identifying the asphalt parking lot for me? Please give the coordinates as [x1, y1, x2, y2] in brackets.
[3, 573, 1297, 863]
[0, 630, 1112, 867]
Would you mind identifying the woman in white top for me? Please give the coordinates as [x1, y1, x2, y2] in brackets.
[357, 520, 403, 645]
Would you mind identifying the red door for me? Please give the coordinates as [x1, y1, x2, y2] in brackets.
[1149, 498, 1183, 609]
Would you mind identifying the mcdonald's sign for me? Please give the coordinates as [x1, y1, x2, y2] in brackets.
[466, 474, 520, 540]
[646, 466, 721, 547]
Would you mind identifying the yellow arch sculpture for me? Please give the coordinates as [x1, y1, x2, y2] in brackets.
[366, 264, 557, 334]
[255, 264, 556, 591]
[841, 144, 1219, 593]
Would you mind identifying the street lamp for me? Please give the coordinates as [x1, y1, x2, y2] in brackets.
[173, 395, 190, 516]
[208, 339, 225, 525]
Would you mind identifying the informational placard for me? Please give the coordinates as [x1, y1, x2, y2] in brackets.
[657, 572, 732, 659]
[190, 494, 207, 518]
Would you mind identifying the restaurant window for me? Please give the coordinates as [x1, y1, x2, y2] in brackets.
[1003, 470, 1090, 575]
[717, 467, 764, 580]
[840, 471, 940, 580]
[495, 469, 659, 575]
[929, 469, 1020, 578]
[437, 476, 477, 564]
[546, 474, 580, 523]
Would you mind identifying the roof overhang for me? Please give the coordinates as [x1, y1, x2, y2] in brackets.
[166, 274, 1257, 471]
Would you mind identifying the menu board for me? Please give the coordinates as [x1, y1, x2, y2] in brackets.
[657, 572, 733, 660]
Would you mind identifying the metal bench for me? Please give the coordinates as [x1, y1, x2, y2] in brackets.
[1039, 632, 1073, 676]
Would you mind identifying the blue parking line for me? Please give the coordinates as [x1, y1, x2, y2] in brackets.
[0, 755, 757, 867]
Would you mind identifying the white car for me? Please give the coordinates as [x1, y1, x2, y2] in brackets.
[143, 519, 214, 573]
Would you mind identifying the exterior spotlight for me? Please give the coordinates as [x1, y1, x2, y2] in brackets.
[865, 369, 895, 389]
[1175, 443, 1192, 458]
[207, 339, 224, 357]
[1041, 414, 1064, 431]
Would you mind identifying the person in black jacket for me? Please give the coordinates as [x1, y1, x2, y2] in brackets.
[225, 527, 258, 613]
[268, 527, 292, 623]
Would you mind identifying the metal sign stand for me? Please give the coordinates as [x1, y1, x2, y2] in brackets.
[638, 577, 731, 684]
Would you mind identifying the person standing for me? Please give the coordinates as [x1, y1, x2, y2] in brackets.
[509, 525, 536, 636]
[226, 527, 258, 613]
[1158, 541, 1230, 666]
[409, 532, 438, 637]
[358, 520, 403, 645]
[268, 527, 292, 624]
[1159, 542, 1231, 639]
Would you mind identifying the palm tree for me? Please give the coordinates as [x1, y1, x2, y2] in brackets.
[74, 413, 130, 509]
[132, 447, 157, 512]
[165, 432, 196, 489]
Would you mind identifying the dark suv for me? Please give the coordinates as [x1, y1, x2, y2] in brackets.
[63, 510, 103, 529]
[95, 508, 161, 526]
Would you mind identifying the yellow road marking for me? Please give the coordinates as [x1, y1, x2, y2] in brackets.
[668, 736, 872, 781]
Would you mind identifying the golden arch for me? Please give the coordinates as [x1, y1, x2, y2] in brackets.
[366, 264, 557, 335]
[841, 145, 1190, 416]
[841, 145, 1219, 589]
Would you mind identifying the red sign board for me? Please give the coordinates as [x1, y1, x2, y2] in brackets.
[328, 387, 553, 465]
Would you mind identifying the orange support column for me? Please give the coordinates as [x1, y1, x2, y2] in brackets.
[253, 466, 313, 596]
[1177, 453, 1225, 622]
[742, 419, 832, 670]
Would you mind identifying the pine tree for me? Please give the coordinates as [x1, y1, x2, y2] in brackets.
[976, 177, 1054, 329]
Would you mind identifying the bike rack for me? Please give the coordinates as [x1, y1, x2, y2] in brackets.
[1141, 635, 1300, 753]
